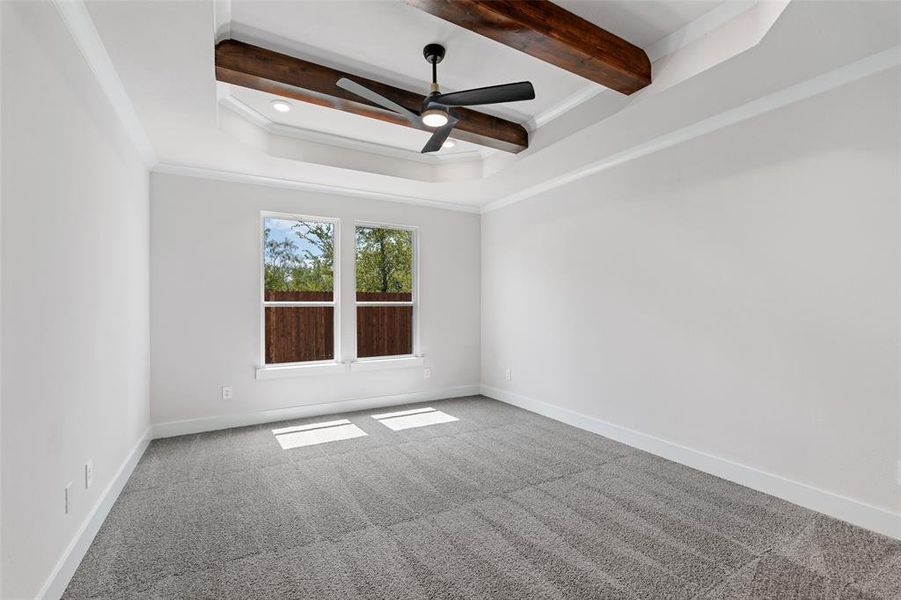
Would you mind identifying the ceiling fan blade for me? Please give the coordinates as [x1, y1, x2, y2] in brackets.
[336, 77, 420, 123]
[431, 82, 535, 107]
[421, 116, 458, 153]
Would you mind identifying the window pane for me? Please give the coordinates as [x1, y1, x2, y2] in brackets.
[265, 306, 334, 363]
[357, 305, 413, 358]
[264, 217, 334, 301]
[355, 226, 412, 302]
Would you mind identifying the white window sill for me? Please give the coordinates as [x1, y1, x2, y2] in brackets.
[256, 361, 347, 380]
[349, 356, 424, 372]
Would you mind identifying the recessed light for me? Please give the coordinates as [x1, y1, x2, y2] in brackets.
[271, 100, 291, 113]
[442, 139, 456, 149]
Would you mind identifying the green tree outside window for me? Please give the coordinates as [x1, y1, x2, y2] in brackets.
[355, 226, 413, 294]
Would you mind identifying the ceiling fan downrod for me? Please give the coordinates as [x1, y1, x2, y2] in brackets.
[423, 43, 446, 95]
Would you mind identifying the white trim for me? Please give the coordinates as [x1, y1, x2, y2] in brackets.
[221, 95, 490, 165]
[255, 361, 348, 379]
[526, 85, 604, 131]
[159, 47, 900, 217]
[353, 221, 420, 360]
[355, 301, 414, 306]
[524, 1, 758, 132]
[480, 386, 901, 541]
[260, 211, 341, 368]
[151, 385, 480, 438]
[51, 0, 156, 167]
[151, 163, 481, 214]
[265, 301, 335, 307]
[350, 356, 424, 372]
[354, 219, 419, 231]
[218, 88, 271, 128]
[645, 0, 758, 63]
[0, 1, 4, 597]
[37, 428, 152, 600]
[483, 45, 901, 213]
[212, 0, 231, 43]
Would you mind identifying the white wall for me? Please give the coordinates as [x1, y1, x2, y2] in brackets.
[0, 3, 151, 598]
[0, 1, 5, 595]
[150, 173, 480, 426]
[482, 69, 900, 520]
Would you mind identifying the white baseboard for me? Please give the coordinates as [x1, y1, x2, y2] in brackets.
[38, 428, 152, 600]
[151, 385, 481, 439]
[35, 386, 478, 598]
[481, 385, 901, 541]
[37, 383, 897, 600]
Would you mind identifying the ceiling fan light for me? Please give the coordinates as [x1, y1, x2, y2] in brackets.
[421, 108, 449, 128]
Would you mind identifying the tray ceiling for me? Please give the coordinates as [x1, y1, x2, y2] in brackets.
[77, 0, 900, 209]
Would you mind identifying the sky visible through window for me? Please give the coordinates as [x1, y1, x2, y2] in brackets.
[263, 217, 334, 294]
[264, 217, 327, 262]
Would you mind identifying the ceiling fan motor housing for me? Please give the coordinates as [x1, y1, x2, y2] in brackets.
[423, 43, 446, 64]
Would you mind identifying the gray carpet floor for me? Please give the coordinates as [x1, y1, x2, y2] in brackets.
[64, 396, 900, 599]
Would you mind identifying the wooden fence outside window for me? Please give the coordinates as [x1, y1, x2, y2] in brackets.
[264, 291, 412, 363]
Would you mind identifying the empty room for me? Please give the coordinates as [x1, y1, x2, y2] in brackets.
[1, 0, 900, 598]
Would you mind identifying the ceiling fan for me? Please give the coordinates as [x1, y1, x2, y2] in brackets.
[337, 44, 535, 154]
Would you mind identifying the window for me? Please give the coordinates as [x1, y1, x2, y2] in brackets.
[355, 224, 416, 358]
[262, 214, 338, 364]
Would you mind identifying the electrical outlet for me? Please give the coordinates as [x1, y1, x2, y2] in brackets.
[424, 367, 431, 378]
[85, 460, 94, 489]
[64, 482, 72, 514]
[221, 386, 233, 400]
[505, 368, 512, 381]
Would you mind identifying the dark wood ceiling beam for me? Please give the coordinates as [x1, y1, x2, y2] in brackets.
[403, 0, 651, 95]
[215, 39, 528, 153]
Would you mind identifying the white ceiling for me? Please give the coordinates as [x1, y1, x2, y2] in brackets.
[226, 0, 730, 129]
[227, 0, 589, 124]
[79, 0, 901, 210]
[228, 85, 488, 158]
[219, 0, 740, 157]
[556, 0, 724, 48]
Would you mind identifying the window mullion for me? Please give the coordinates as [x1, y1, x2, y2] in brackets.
[354, 301, 415, 307]
[264, 301, 335, 307]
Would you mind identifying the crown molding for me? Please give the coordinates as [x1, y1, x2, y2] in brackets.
[58, 0, 897, 218]
[52, 0, 157, 168]
[213, 0, 231, 43]
[645, 0, 758, 63]
[152, 163, 482, 214]
[482, 45, 901, 214]
[525, 84, 605, 131]
[524, 1, 759, 133]
[161, 45, 901, 217]
[220, 93, 491, 165]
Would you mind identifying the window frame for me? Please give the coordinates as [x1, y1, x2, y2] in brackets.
[259, 211, 341, 368]
[353, 220, 420, 362]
